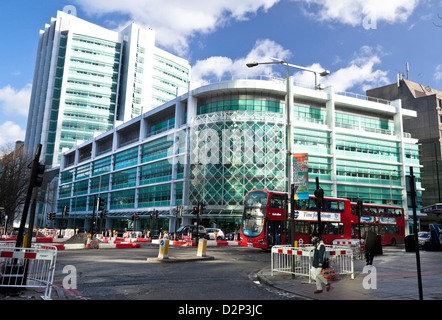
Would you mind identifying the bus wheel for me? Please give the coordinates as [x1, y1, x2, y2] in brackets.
[391, 238, 396, 246]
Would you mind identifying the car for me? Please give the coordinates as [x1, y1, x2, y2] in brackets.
[206, 228, 225, 240]
[418, 231, 430, 248]
[171, 225, 210, 240]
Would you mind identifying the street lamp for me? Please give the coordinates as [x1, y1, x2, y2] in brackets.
[246, 58, 330, 89]
[246, 58, 330, 246]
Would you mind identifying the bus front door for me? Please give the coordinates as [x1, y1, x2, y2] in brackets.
[267, 220, 281, 247]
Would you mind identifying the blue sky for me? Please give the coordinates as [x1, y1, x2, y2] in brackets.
[0, 0, 441, 147]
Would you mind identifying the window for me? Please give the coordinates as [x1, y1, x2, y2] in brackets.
[327, 200, 344, 213]
[329, 223, 344, 235]
[270, 194, 283, 208]
[295, 221, 309, 234]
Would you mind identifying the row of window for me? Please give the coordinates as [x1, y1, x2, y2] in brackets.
[294, 221, 402, 237]
[294, 199, 346, 213]
[197, 99, 284, 115]
[60, 162, 180, 197]
[58, 183, 179, 212]
[350, 204, 403, 217]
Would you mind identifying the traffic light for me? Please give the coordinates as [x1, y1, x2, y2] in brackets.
[193, 206, 199, 215]
[200, 202, 206, 215]
[97, 197, 105, 211]
[314, 187, 324, 208]
[63, 206, 70, 216]
[356, 200, 363, 216]
[155, 210, 159, 219]
[51, 212, 56, 220]
[150, 212, 153, 220]
[47, 212, 52, 220]
[31, 162, 46, 188]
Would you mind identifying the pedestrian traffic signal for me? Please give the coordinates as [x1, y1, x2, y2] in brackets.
[193, 206, 199, 215]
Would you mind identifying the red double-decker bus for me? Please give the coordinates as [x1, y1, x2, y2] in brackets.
[350, 202, 405, 246]
[239, 189, 405, 249]
[240, 190, 288, 249]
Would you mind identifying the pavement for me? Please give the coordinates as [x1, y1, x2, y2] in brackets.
[257, 245, 442, 300]
[2, 245, 442, 300]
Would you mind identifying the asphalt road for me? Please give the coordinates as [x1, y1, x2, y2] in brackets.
[52, 244, 301, 300]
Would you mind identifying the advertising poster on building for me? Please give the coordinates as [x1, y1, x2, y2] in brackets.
[293, 153, 309, 200]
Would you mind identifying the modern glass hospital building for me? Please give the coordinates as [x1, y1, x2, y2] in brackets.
[24, 11, 190, 167]
[53, 77, 423, 234]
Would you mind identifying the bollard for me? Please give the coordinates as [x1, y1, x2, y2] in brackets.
[197, 238, 207, 257]
[158, 239, 169, 259]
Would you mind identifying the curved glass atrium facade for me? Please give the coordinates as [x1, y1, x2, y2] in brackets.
[54, 78, 422, 234]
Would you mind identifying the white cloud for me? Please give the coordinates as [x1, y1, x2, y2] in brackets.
[291, 0, 419, 27]
[73, 0, 280, 55]
[192, 42, 389, 93]
[434, 64, 442, 82]
[293, 46, 390, 92]
[0, 84, 32, 117]
[0, 121, 26, 146]
[191, 39, 291, 83]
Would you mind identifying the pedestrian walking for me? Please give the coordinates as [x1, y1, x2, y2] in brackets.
[363, 226, 377, 265]
[312, 237, 330, 294]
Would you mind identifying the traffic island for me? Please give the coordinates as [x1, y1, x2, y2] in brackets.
[146, 255, 214, 263]
[146, 239, 214, 263]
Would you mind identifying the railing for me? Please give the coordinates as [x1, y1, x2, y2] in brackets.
[0, 243, 58, 300]
[335, 91, 391, 105]
[271, 244, 354, 282]
[194, 74, 392, 106]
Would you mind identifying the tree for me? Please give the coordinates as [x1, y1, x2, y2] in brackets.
[0, 143, 32, 230]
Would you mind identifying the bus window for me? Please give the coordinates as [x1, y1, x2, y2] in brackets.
[351, 205, 356, 216]
[387, 208, 395, 217]
[311, 222, 327, 236]
[295, 221, 309, 234]
[329, 223, 339, 235]
[395, 209, 402, 217]
[270, 194, 283, 208]
[245, 191, 268, 208]
[361, 224, 369, 236]
[310, 199, 326, 212]
[339, 201, 345, 213]
[352, 224, 362, 238]
[328, 200, 339, 213]
[339, 223, 344, 235]
[388, 225, 399, 235]
[364, 206, 370, 216]
[378, 207, 386, 216]
[295, 199, 308, 210]
[379, 225, 387, 235]
[310, 200, 317, 212]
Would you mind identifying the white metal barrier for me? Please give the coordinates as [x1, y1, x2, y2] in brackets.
[0, 243, 58, 300]
[271, 244, 354, 282]
[333, 239, 365, 259]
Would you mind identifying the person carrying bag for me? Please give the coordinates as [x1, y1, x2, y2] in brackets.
[312, 236, 331, 294]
